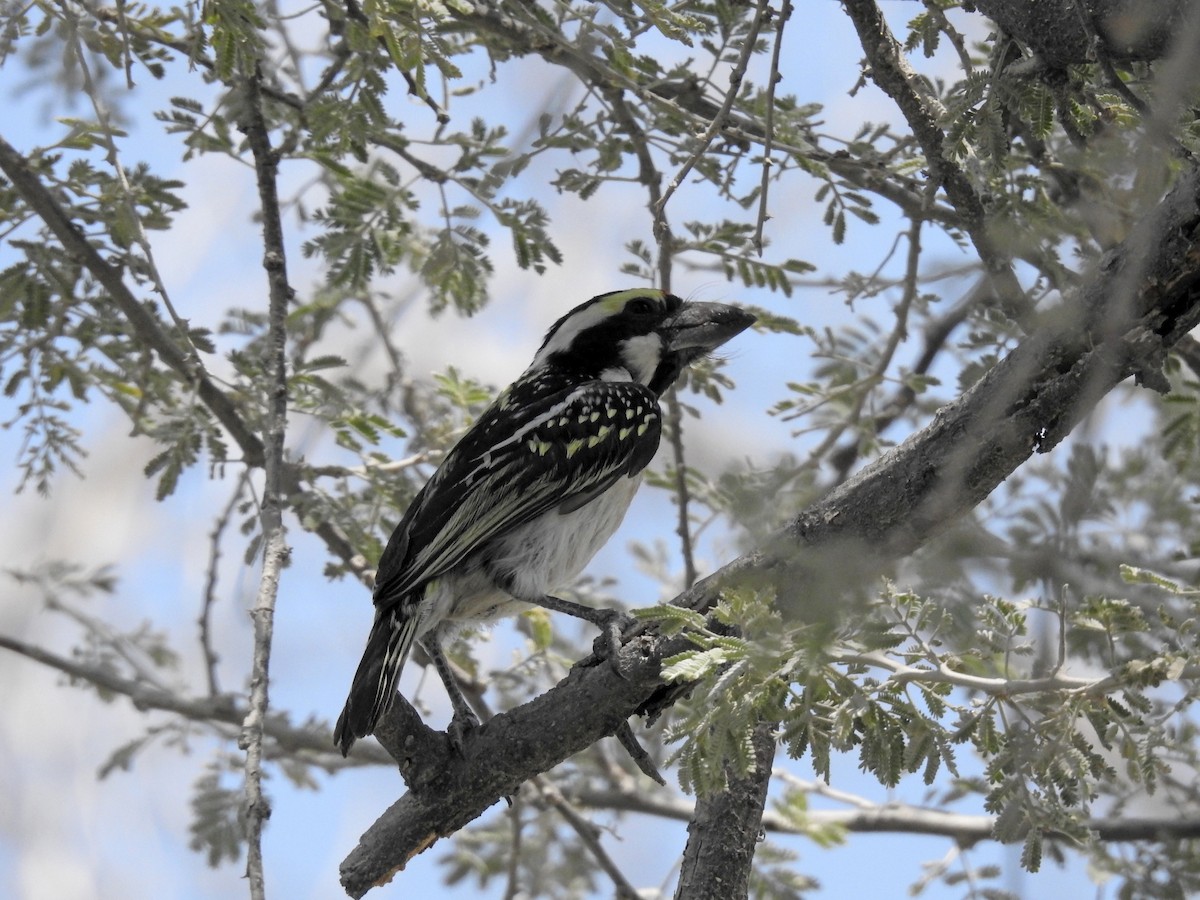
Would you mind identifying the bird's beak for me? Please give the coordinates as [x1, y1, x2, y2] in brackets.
[662, 301, 757, 359]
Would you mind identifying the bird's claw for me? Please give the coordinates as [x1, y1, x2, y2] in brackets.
[591, 608, 636, 660]
[447, 706, 481, 756]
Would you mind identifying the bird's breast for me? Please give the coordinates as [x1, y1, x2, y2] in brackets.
[486, 473, 643, 601]
[430, 475, 643, 629]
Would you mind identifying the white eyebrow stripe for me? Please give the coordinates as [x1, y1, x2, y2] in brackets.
[527, 303, 612, 370]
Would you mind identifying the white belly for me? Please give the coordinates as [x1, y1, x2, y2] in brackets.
[427, 474, 642, 629]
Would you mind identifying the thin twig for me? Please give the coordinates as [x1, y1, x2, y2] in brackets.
[829, 282, 979, 480]
[342, 0, 448, 123]
[771, 221, 920, 479]
[823, 203, 925, 484]
[43, 595, 170, 691]
[303, 452, 432, 480]
[602, 79, 701, 585]
[502, 792, 524, 900]
[654, 0, 771, 221]
[237, 63, 294, 900]
[571, 781, 1200, 843]
[754, 0, 791, 255]
[830, 646, 1200, 699]
[613, 720, 666, 785]
[1091, 25, 1195, 163]
[532, 777, 642, 900]
[0, 631, 390, 767]
[59, 0, 201, 356]
[601, 85, 673, 286]
[664, 390, 698, 588]
[922, 0, 974, 75]
[841, 0, 1033, 327]
[200, 474, 248, 697]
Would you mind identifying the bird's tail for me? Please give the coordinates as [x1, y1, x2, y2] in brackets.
[334, 606, 420, 756]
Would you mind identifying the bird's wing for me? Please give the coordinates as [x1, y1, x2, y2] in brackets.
[372, 376, 662, 610]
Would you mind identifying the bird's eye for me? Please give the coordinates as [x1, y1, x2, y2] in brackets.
[626, 297, 656, 316]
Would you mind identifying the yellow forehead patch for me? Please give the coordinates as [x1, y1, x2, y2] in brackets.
[598, 288, 665, 314]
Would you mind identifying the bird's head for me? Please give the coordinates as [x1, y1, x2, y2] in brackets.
[528, 289, 756, 396]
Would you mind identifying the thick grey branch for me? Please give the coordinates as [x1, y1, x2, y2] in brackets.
[674, 721, 776, 900]
[339, 632, 684, 897]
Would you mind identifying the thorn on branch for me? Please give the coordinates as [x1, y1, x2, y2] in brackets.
[614, 721, 667, 786]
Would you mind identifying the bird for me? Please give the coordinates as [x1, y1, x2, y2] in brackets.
[333, 288, 756, 755]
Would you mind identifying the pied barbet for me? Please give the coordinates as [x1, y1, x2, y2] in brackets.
[334, 288, 755, 755]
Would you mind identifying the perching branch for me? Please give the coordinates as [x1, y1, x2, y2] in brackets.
[340, 157, 1200, 895]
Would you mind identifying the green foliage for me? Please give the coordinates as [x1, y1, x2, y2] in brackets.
[188, 758, 247, 867]
[305, 163, 419, 291]
[201, 0, 266, 79]
[664, 575, 1200, 885]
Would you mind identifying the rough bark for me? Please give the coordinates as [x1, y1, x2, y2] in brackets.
[674, 722, 777, 900]
[970, 0, 1194, 66]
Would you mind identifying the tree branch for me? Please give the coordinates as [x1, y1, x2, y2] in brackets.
[237, 65, 293, 900]
[338, 630, 682, 897]
[830, 284, 978, 481]
[532, 777, 642, 900]
[834, 648, 1200, 698]
[0, 132, 267, 467]
[200, 474, 248, 697]
[674, 720, 776, 900]
[570, 785, 1200, 844]
[0, 131, 374, 589]
[339, 158, 1200, 894]
[841, 0, 1033, 325]
[0, 631, 391, 766]
[969, 0, 1190, 67]
[653, 0, 771, 218]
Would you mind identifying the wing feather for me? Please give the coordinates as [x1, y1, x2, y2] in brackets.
[372, 376, 661, 611]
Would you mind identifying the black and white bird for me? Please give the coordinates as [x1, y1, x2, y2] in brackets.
[333, 289, 755, 755]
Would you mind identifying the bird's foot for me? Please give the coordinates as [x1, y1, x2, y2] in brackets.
[527, 594, 635, 667]
[590, 607, 636, 661]
[446, 705, 481, 756]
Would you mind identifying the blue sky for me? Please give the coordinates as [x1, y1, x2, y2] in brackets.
[0, 2, 1128, 898]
